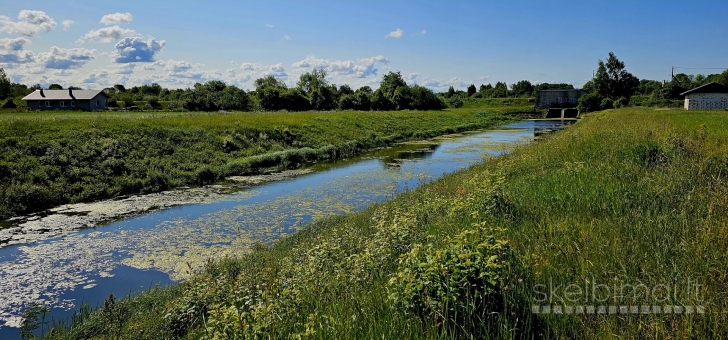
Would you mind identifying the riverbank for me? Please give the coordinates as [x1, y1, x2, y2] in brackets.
[0, 107, 527, 220]
[40, 107, 728, 339]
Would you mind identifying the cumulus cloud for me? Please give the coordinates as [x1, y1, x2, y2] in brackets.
[385, 28, 404, 39]
[262, 63, 287, 79]
[62, 20, 74, 31]
[82, 71, 110, 85]
[0, 38, 34, 63]
[479, 75, 491, 81]
[114, 63, 135, 74]
[113, 37, 165, 63]
[100, 12, 133, 25]
[413, 29, 426, 36]
[36, 46, 96, 69]
[422, 76, 470, 91]
[0, 10, 57, 37]
[82, 26, 137, 43]
[292, 55, 389, 78]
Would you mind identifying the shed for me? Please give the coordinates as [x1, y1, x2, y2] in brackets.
[22, 89, 109, 111]
[680, 82, 728, 110]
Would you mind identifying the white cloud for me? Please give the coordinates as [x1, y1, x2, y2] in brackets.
[62, 20, 74, 31]
[0, 10, 57, 37]
[479, 75, 491, 81]
[422, 76, 470, 91]
[82, 71, 110, 85]
[406, 72, 419, 83]
[114, 63, 135, 74]
[264, 24, 273, 28]
[0, 37, 34, 63]
[282, 35, 290, 41]
[100, 12, 133, 25]
[82, 26, 137, 43]
[413, 29, 426, 36]
[385, 28, 404, 39]
[262, 63, 287, 79]
[292, 55, 389, 78]
[36, 46, 96, 69]
[113, 37, 165, 63]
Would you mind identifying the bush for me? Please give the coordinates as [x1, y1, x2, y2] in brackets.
[576, 92, 603, 113]
[614, 97, 628, 108]
[449, 96, 464, 108]
[600, 97, 614, 110]
[2, 98, 16, 108]
[389, 222, 509, 326]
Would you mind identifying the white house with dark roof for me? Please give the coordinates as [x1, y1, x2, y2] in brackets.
[680, 82, 728, 110]
[22, 89, 109, 111]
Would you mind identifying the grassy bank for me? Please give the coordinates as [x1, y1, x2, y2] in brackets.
[38, 107, 728, 339]
[0, 107, 523, 219]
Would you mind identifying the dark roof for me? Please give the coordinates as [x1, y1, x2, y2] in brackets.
[22, 89, 109, 101]
[680, 82, 728, 96]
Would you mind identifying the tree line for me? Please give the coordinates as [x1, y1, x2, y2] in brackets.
[577, 52, 728, 112]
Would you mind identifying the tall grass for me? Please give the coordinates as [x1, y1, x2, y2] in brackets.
[0, 108, 516, 219]
[40, 107, 728, 339]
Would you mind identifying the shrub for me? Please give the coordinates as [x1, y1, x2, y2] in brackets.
[449, 96, 464, 108]
[389, 222, 509, 327]
[2, 98, 16, 108]
[576, 92, 603, 113]
[600, 97, 614, 110]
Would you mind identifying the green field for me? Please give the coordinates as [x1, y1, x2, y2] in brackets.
[38, 107, 728, 339]
[0, 105, 533, 219]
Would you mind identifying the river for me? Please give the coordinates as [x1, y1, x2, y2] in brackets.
[0, 119, 572, 338]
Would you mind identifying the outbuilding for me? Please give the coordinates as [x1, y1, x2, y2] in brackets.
[680, 82, 728, 110]
[22, 89, 109, 111]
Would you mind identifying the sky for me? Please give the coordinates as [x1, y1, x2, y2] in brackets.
[0, 1, 726, 92]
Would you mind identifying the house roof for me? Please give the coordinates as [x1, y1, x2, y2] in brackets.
[22, 89, 109, 101]
[680, 82, 728, 96]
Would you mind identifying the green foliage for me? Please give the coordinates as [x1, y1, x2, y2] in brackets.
[389, 222, 508, 327]
[2, 98, 17, 108]
[600, 97, 614, 109]
[0, 67, 10, 100]
[448, 96, 463, 108]
[48, 83, 63, 90]
[593, 52, 639, 101]
[576, 92, 603, 113]
[466, 84, 477, 96]
[510, 80, 534, 97]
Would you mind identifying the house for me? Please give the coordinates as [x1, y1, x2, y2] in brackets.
[22, 89, 109, 111]
[680, 82, 728, 110]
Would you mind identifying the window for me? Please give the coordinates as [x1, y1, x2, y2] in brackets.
[45, 101, 50, 107]
[71, 101, 75, 107]
[60, 101, 66, 107]
[96, 100, 100, 106]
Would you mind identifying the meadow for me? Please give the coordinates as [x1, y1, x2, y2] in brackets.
[35, 107, 728, 339]
[0, 104, 531, 219]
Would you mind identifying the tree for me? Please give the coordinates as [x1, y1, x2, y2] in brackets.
[113, 84, 127, 93]
[718, 69, 728, 87]
[466, 84, 477, 97]
[0, 68, 10, 100]
[254, 75, 287, 91]
[297, 68, 328, 94]
[447, 86, 456, 98]
[493, 82, 508, 98]
[510, 80, 534, 97]
[48, 83, 63, 90]
[593, 52, 639, 100]
[379, 71, 408, 101]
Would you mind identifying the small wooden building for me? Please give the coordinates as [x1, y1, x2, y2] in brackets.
[22, 89, 109, 111]
[680, 82, 728, 110]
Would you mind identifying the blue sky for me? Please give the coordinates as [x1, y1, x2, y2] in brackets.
[0, 1, 726, 91]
